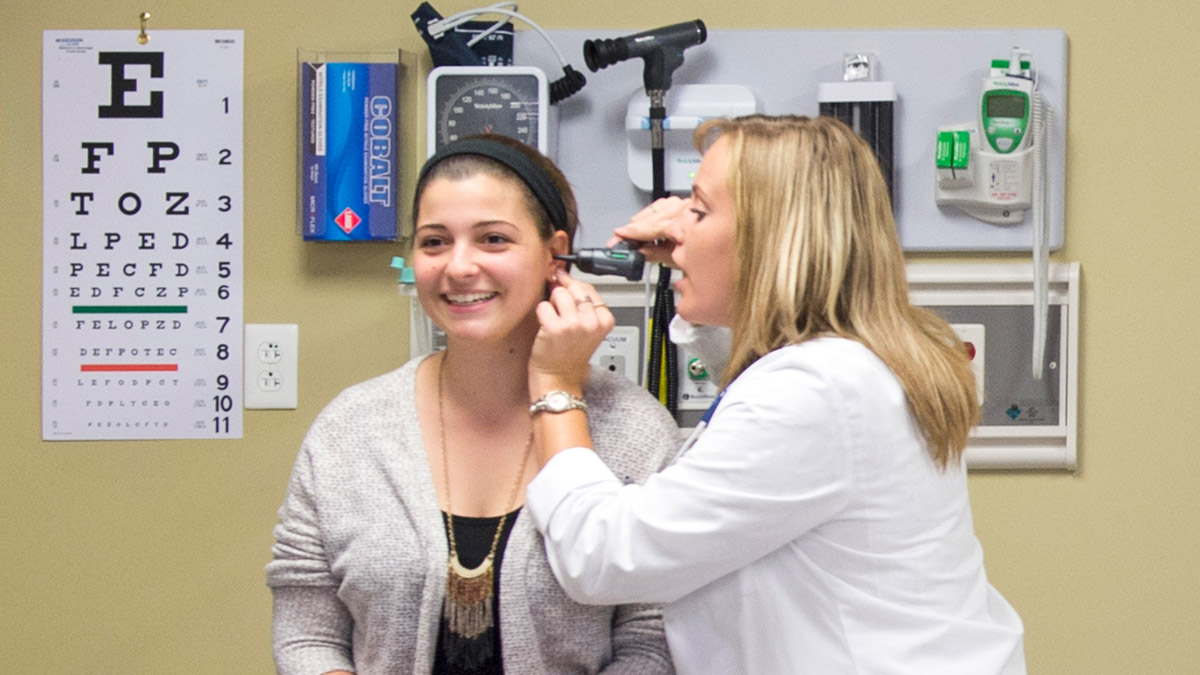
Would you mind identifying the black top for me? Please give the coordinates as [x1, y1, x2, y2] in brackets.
[433, 508, 521, 675]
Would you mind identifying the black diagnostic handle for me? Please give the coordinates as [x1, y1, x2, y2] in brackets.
[555, 246, 646, 282]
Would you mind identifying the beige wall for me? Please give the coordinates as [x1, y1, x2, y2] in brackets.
[3, 0, 1198, 672]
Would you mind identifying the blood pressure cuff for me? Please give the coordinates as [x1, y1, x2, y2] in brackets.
[411, 2, 514, 67]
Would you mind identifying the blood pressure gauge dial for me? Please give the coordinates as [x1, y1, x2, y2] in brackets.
[426, 66, 550, 156]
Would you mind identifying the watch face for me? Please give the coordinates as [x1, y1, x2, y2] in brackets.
[433, 72, 543, 150]
[545, 391, 570, 410]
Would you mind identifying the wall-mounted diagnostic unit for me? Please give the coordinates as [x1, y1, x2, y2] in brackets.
[934, 47, 1056, 381]
[934, 48, 1048, 226]
[514, 28, 1066, 251]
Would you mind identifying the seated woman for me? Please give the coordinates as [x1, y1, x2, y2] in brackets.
[267, 135, 678, 675]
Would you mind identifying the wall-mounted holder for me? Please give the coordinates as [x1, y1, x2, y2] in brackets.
[298, 49, 407, 241]
[624, 83, 759, 193]
[818, 53, 897, 205]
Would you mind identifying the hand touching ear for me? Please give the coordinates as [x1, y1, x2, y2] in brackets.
[530, 270, 615, 394]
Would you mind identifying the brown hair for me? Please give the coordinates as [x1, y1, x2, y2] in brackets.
[413, 135, 578, 246]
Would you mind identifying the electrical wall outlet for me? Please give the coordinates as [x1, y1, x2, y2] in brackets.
[244, 324, 298, 409]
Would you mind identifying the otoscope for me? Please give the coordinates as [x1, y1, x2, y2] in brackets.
[555, 243, 646, 281]
[580, 20, 707, 414]
[583, 20, 707, 93]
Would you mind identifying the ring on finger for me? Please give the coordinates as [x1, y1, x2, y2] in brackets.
[574, 296, 594, 307]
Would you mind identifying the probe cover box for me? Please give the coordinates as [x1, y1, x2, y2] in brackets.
[299, 57, 399, 240]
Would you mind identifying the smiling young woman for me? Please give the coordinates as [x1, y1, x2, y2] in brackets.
[266, 135, 677, 675]
[413, 170, 567, 347]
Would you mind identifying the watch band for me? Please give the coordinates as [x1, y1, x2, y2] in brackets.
[529, 390, 588, 415]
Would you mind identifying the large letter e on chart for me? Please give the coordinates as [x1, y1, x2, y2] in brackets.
[98, 52, 164, 119]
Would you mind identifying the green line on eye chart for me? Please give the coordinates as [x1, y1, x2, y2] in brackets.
[72, 305, 188, 314]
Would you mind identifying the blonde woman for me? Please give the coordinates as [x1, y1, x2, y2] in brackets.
[526, 116, 1026, 674]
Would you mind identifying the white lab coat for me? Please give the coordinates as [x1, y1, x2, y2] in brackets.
[527, 333, 1026, 675]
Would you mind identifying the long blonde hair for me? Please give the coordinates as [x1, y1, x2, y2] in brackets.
[697, 115, 980, 467]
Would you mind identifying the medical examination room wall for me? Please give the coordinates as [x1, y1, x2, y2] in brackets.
[1, 0, 1197, 672]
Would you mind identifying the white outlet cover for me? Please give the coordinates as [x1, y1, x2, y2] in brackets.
[244, 323, 298, 409]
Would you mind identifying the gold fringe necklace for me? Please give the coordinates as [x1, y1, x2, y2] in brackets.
[438, 353, 532, 666]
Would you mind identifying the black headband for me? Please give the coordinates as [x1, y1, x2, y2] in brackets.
[417, 138, 569, 233]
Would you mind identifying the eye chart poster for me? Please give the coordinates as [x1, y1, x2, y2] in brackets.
[42, 31, 244, 441]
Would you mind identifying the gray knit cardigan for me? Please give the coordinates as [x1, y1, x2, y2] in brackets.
[267, 356, 680, 675]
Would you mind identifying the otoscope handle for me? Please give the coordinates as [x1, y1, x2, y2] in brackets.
[555, 247, 646, 282]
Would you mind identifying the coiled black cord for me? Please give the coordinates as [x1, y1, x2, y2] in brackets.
[549, 65, 587, 104]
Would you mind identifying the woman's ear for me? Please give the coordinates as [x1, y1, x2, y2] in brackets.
[547, 230, 569, 278]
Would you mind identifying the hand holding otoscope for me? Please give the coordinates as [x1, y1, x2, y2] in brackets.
[607, 196, 686, 265]
[554, 197, 686, 281]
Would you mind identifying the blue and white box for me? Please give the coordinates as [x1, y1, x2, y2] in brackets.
[300, 59, 399, 240]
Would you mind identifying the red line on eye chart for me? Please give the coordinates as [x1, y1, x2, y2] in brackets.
[80, 364, 180, 372]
